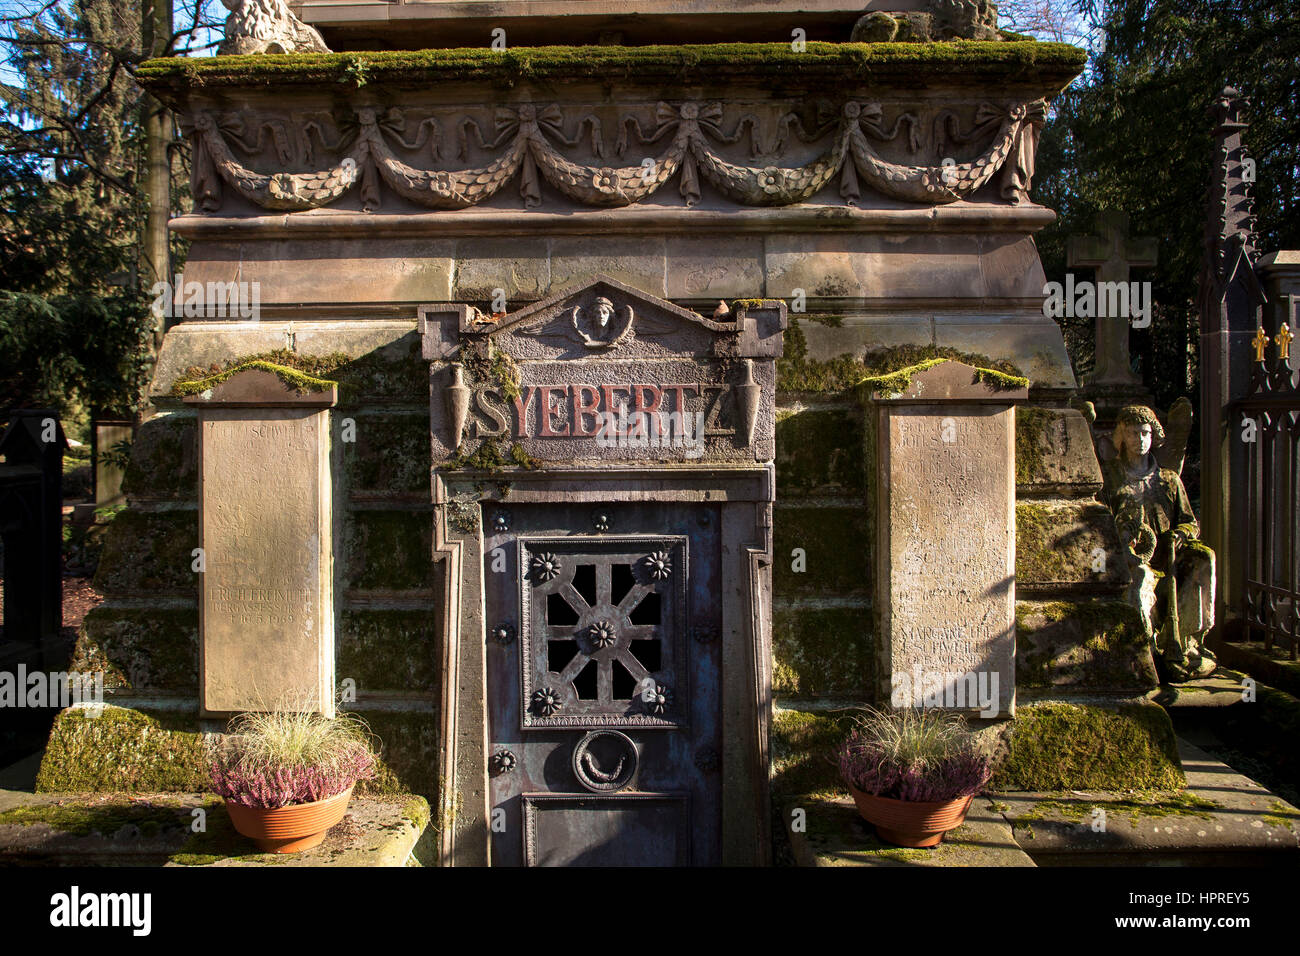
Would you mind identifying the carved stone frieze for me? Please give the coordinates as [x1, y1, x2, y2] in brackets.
[179, 96, 1049, 214]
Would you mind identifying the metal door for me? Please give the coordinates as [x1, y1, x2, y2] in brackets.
[484, 501, 722, 866]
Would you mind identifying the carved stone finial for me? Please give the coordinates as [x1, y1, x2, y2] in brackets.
[218, 0, 331, 55]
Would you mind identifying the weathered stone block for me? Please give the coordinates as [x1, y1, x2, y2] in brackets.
[775, 407, 865, 496]
[772, 604, 873, 698]
[990, 701, 1184, 791]
[773, 505, 871, 595]
[1016, 600, 1156, 691]
[338, 610, 438, 694]
[342, 510, 435, 592]
[770, 707, 855, 796]
[73, 606, 199, 695]
[36, 706, 208, 793]
[454, 238, 549, 302]
[122, 413, 197, 501]
[665, 237, 765, 299]
[1016, 499, 1128, 591]
[344, 413, 431, 496]
[93, 510, 199, 596]
[1015, 406, 1103, 494]
[549, 237, 666, 295]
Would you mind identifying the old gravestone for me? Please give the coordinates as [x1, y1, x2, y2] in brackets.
[864, 361, 1026, 717]
[184, 369, 337, 716]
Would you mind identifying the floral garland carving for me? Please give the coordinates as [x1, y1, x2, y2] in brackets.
[187, 98, 1046, 213]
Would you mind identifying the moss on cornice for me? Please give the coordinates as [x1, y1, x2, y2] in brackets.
[856, 357, 1030, 396]
[137, 42, 1086, 93]
[172, 359, 338, 397]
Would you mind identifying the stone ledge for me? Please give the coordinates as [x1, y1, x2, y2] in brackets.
[783, 793, 1035, 867]
[991, 739, 1300, 863]
[0, 790, 430, 867]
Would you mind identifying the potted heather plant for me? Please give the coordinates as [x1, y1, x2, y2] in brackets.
[837, 707, 992, 848]
[210, 708, 378, 853]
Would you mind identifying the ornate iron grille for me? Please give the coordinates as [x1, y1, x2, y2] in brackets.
[1238, 302, 1300, 658]
[518, 535, 688, 728]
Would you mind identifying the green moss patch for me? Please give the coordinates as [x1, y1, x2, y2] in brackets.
[342, 510, 434, 591]
[73, 606, 199, 695]
[350, 709, 439, 802]
[779, 328, 1026, 396]
[1016, 500, 1127, 588]
[0, 794, 216, 838]
[338, 610, 438, 694]
[773, 506, 872, 596]
[857, 358, 1029, 397]
[36, 706, 208, 793]
[774, 407, 866, 497]
[92, 509, 198, 596]
[772, 604, 873, 698]
[122, 413, 197, 500]
[172, 359, 338, 397]
[771, 708, 856, 797]
[1016, 600, 1156, 691]
[992, 701, 1184, 792]
[443, 437, 539, 472]
[139, 42, 1087, 91]
[345, 414, 431, 496]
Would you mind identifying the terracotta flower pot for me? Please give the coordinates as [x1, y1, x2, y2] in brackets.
[224, 785, 355, 853]
[847, 783, 973, 848]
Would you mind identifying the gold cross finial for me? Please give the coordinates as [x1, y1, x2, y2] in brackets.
[1276, 323, 1293, 360]
[1252, 326, 1270, 362]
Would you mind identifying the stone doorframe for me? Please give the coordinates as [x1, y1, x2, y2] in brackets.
[432, 465, 774, 867]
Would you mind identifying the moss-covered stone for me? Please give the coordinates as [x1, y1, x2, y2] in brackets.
[774, 407, 865, 496]
[778, 328, 1026, 396]
[1014, 406, 1102, 491]
[857, 358, 1029, 396]
[772, 604, 873, 698]
[1016, 600, 1156, 691]
[72, 606, 199, 694]
[991, 701, 1184, 791]
[36, 706, 208, 793]
[771, 708, 855, 797]
[344, 413, 431, 496]
[338, 610, 438, 694]
[773, 505, 872, 596]
[350, 709, 439, 802]
[1016, 499, 1127, 590]
[122, 413, 197, 500]
[139, 42, 1087, 92]
[173, 360, 337, 397]
[342, 509, 434, 591]
[332, 335, 429, 407]
[0, 795, 214, 837]
[93, 509, 199, 596]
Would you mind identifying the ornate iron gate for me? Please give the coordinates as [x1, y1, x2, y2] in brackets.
[1238, 312, 1299, 658]
[484, 501, 722, 866]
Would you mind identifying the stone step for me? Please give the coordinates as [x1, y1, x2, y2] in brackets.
[0, 790, 431, 866]
[1151, 671, 1253, 711]
[1213, 640, 1300, 699]
[990, 738, 1300, 865]
[782, 794, 1036, 867]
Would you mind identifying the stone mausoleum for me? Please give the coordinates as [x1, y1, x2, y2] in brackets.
[40, 2, 1191, 865]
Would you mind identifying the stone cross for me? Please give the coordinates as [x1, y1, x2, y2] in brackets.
[1068, 210, 1158, 386]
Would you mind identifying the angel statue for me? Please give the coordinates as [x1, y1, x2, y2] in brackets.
[218, 0, 331, 55]
[1101, 404, 1217, 683]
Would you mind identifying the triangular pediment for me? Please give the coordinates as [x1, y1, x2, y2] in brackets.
[488, 275, 731, 360]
